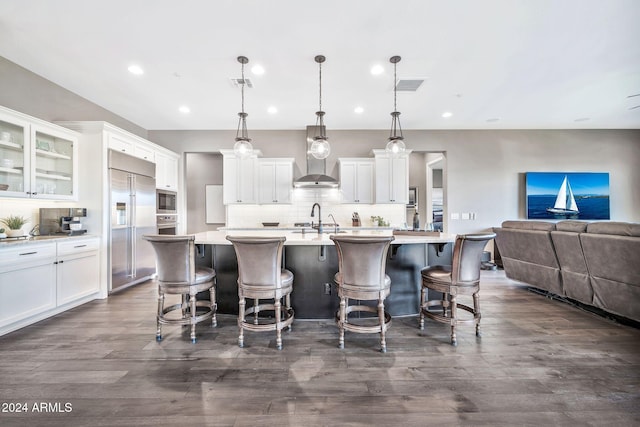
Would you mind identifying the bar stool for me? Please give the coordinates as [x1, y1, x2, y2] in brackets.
[330, 235, 395, 352]
[143, 235, 217, 343]
[226, 236, 294, 350]
[419, 233, 496, 346]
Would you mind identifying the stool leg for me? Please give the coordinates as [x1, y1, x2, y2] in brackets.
[285, 293, 292, 331]
[190, 293, 197, 343]
[238, 297, 246, 348]
[156, 289, 164, 341]
[378, 298, 387, 353]
[450, 293, 458, 346]
[275, 299, 283, 350]
[419, 285, 426, 330]
[254, 298, 259, 325]
[210, 285, 217, 328]
[182, 294, 188, 319]
[474, 291, 481, 337]
[338, 296, 346, 349]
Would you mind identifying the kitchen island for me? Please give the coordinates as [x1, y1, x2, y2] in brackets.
[194, 229, 456, 319]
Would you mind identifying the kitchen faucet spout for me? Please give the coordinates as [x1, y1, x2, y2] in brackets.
[310, 203, 322, 234]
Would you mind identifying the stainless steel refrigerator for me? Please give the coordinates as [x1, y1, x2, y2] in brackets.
[109, 149, 157, 293]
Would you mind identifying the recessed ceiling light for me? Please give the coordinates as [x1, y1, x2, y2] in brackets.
[442, 111, 453, 118]
[370, 64, 384, 75]
[128, 64, 144, 75]
[354, 106, 364, 114]
[267, 106, 278, 114]
[251, 65, 265, 75]
[574, 117, 590, 122]
[179, 106, 190, 114]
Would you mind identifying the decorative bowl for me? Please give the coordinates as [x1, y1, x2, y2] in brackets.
[262, 222, 280, 227]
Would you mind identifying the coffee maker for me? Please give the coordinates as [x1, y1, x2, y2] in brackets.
[39, 208, 88, 236]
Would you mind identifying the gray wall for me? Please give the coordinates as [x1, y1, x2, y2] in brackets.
[185, 152, 223, 233]
[149, 129, 640, 234]
[0, 56, 147, 138]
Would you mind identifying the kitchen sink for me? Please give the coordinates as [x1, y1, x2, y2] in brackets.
[291, 229, 348, 234]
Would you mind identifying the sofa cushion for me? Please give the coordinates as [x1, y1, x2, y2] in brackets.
[556, 220, 589, 233]
[501, 220, 556, 231]
[586, 222, 640, 237]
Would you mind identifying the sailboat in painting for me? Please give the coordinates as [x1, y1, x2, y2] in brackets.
[547, 175, 579, 215]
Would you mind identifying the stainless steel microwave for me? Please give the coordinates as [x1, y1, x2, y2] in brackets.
[156, 189, 177, 214]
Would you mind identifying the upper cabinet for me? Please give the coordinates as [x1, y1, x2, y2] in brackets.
[373, 149, 411, 204]
[221, 149, 258, 204]
[155, 151, 179, 191]
[0, 106, 78, 200]
[339, 158, 374, 204]
[257, 159, 293, 204]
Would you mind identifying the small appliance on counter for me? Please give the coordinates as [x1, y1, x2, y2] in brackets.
[39, 207, 88, 236]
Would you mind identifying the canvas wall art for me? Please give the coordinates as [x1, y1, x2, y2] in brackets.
[526, 172, 610, 220]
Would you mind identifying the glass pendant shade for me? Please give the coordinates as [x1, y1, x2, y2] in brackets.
[310, 138, 330, 159]
[233, 139, 253, 158]
[386, 138, 406, 155]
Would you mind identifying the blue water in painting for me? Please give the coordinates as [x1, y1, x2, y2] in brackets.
[527, 195, 610, 220]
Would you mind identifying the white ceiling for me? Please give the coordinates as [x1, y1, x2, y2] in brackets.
[1, 0, 639, 131]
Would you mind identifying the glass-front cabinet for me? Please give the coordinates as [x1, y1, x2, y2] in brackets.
[0, 106, 78, 200]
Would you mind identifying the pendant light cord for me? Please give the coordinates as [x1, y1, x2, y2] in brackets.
[318, 60, 322, 112]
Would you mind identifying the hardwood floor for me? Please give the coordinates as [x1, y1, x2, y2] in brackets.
[1, 270, 638, 426]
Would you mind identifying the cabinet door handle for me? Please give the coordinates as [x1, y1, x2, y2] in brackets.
[19, 251, 37, 256]
[74, 245, 87, 248]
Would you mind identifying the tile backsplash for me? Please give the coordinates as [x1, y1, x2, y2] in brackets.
[226, 188, 407, 228]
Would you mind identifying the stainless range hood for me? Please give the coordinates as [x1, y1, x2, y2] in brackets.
[293, 126, 339, 188]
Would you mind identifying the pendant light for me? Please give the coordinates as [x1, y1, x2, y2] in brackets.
[386, 55, 406, 155]
[233, 56, 253, 158]
[310, 55, 330, 159]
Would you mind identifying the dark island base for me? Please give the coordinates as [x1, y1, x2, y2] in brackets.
[196, 243, 453, 320]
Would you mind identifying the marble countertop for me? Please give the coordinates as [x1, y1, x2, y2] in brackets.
[194, 229, 456, 246]
[0, 234, 99, 247]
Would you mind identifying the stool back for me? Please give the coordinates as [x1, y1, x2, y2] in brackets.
[452, 233, 496, 285]
[226, 236, 286, 288]
[143, 235, 196, 284]
[331, 235, 395, 288]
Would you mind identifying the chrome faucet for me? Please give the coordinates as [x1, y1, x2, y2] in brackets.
[328, 213, 338, 233]
[310, 203, 322, 234]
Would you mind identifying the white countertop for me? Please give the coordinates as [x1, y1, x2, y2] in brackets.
[0, 234, 99, 247]
[194, 230, 456, 246]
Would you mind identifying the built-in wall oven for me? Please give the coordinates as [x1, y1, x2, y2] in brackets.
[157, 189, 177, 214]
[157, 214, 177, 235]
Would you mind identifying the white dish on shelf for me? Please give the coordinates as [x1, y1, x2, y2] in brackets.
[1, 158, 14, 168]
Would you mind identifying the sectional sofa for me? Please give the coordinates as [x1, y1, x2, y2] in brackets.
[493, 220, 640, 323]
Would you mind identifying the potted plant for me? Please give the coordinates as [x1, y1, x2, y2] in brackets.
[1, 215, 28, 237]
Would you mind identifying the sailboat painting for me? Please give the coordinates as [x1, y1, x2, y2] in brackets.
[526, 172, 610, 220]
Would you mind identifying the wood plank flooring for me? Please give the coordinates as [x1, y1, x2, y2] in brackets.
[0, 270, 639, 426]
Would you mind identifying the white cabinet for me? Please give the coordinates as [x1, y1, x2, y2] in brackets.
[155, 151, 179, 191]
[373, 149, 411, 204]
[56, 238, 100, 306]
[108, 132, 155, 162]
[0, 106, 79, 200]
[257, 159, 293, 204]
[0, 243, 57, 331]
[221, 149, 258, 204]
[0, 237, 101, 336]
[339, 158, 374, 203]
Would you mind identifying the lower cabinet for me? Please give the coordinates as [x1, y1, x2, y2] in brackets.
[56, 238, 100, 306]
[0, 237, 100, 335]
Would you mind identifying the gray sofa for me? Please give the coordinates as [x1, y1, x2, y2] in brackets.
[494, 220, 640, 323]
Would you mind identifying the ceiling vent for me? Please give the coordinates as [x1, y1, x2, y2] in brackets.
[230, 78, 253, 88]
[395, 79, 424, 92]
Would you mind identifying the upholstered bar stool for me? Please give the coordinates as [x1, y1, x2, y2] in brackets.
[330, 235, 395, 352]
[420, 233, 496, 346]
[226, 236, 294, 350]
[143, 235, 217, 343]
